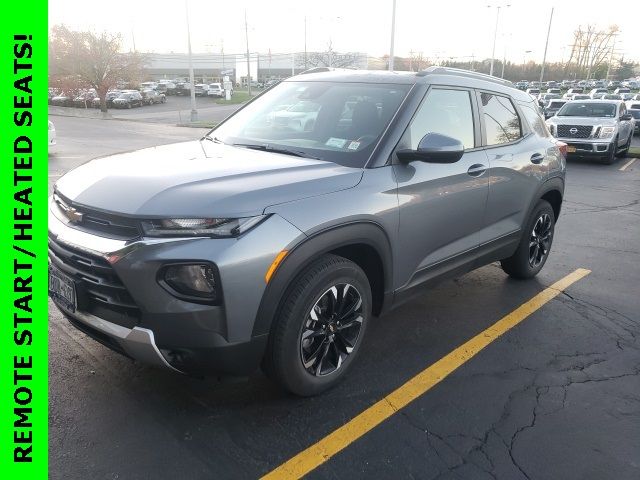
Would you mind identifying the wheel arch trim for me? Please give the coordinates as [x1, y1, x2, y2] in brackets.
[251, 221, 394, 337]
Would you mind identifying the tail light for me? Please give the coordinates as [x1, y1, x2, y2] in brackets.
[555, 140, 568, 159]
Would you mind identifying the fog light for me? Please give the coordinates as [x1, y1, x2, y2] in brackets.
[163, 264, 217, 301]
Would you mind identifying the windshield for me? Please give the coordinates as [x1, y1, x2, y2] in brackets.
[118, 93, 132, 99]
[209, 81, 411, 167]
[558, 102, 616, 117]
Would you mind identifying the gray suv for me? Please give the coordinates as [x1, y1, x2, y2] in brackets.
[49, 67, 565, 395]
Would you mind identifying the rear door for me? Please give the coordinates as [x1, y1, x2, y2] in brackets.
[393, 87, 489, 289]
[476, 92, 549, 246]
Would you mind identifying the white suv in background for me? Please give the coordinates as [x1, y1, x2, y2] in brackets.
[207, 83, 229, 98]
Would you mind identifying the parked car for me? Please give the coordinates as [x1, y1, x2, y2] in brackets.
[546, 88, 561, 95]
[48, 120, 56, 148]
[112, 91, 144, 108]
[537, 93, 560, 107]
[546, 100, 634, 164]
[194, 84, 210, 97]
[625, 101, 640, 134]
[607, 80, 620, 89]
[140, 81, 158, 91]
[73, 90, 98, 108]
[526, 88, 540, 97]
[614, 88, 631, 95]
[91, 90, 123, 108]
[158, 80, 176, 95]
[174, 81, 192, 95]
[571, 94, 590, 101]
[207, 83, 225, 98]
[602, 94, 622, 100]
[514, 81, 528, 90]
[50, 93, 73, 107]
[589, 88, 608, 99]
[619, 93, 635, 101]
[49, 67, 566, 395]
[563, 88, 584, 99]
[543, 99, 567, 119]
[141, 89, 166, 105]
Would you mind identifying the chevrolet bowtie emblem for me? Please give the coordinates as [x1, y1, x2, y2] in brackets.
[64, 206, 83, 223]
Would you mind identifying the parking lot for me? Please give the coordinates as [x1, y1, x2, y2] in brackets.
[48, 114, 639, 479]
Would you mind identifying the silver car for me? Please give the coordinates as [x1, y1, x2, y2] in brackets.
[546, 100, 635, 164]
[49, 67, 565, 395]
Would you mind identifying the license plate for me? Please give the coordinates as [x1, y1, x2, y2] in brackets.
[48, 265, 76, 312]
[566, 146, 576, 153]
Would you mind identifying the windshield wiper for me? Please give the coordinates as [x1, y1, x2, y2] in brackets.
[232, 143, 321, 160]
[203, 134, 224, 143]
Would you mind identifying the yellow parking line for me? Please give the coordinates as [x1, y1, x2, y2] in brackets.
[619, 158, 636, 171]
[262, 268, 591, 480]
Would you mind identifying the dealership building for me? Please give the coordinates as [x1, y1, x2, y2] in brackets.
[143, 52, 369, 84]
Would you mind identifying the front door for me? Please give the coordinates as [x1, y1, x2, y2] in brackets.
[393, 87, 489, 290]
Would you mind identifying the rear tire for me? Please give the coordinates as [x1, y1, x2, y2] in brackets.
[501, 200, 555, 279]
[263, 254, 371, 396]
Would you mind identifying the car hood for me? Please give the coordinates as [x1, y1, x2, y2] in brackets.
[55, 140, 363, 218]
[549, 116, 617, 126]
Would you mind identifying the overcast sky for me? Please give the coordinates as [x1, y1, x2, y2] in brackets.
[49, 0, 639, 64]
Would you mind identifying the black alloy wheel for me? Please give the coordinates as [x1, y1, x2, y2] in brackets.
[300, 283, 364, 377]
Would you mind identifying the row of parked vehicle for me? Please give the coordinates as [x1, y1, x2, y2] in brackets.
[49, 88, 167, 109]
[531, 87, 640, 119]
[515, 78, 639, 91]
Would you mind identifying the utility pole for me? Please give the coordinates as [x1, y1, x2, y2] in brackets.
[185, 0, 197, 122]
[539, 7, 554, 83]
[388, 0, 396, 70]
[304, 16, 308, 69]
[244, 10, 251, 96]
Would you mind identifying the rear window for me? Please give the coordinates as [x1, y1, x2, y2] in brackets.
[630, 104, 640, 110]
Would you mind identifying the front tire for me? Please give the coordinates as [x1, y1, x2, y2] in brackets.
[602, 137, 617, 164]
[617, 133, 632, 157]
[501, 200, 555, 279]
[263, 254, 371, 396]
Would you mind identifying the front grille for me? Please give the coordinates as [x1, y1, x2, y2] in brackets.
[48, 236, 141, 329]
[557, 125, 593, 139]
[53, 193, 140, 240]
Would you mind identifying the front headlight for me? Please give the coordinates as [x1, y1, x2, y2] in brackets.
[141, 215, 268, 237]
[599, 126, 616, 138]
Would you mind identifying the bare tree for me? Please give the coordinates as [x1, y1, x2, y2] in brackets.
[564, 25, 618, 79]
[49, 25, 147, 112]
[298, 41, 362, 69]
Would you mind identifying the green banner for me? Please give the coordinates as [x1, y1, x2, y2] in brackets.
[0, 2, 48, 478]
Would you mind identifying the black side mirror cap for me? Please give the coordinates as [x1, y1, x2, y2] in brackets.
[620, 113, 633, 121]
[397, 132, 465, 164]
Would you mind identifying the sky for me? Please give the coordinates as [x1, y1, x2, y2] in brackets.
[49, 0, 640, 64]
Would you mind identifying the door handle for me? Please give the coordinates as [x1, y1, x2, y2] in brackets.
[467, 164, 487, 177]
[530, 152, 545, 164]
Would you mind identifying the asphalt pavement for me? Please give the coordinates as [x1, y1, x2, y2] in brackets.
[48, 116, 640, 479]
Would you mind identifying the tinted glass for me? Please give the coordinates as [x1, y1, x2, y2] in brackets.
[210, 81, 410, 168]
[520, 104, 551, 138]
[480, 93, 522, 145]
[407, 89, 475, 149]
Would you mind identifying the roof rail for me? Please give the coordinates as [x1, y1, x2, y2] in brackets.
[416, 66, 513, 87]
[299, 67, 332, 75]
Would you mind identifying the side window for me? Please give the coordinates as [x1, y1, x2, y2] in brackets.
[407, 89, 475, 150]
[480, 93, 522, 145]
[520, 104, 551, 138]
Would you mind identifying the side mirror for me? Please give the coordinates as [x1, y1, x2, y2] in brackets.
[397, 132, 465, 164]
[620, 113, 633, 121]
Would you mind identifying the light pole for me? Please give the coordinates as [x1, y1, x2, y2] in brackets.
[244, 10, 252, 96]
[389, 0, 397, 70]
[185, 0, 197, 122]
[539, 7, 554, 83]
[488, 4, 510, 76]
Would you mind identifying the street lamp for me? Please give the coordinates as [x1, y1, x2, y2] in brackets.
[185, 0, 197, 122]
[389, 0, 397, 70]
[488, 4, 510, 76]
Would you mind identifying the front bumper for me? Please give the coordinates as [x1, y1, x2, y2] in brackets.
[555, 138, 613, 157]
[48, 201, 304, 375]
